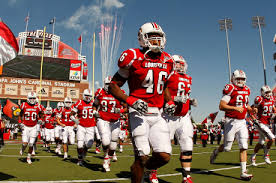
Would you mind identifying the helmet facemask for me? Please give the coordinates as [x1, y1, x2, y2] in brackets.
[174, 61, 187, 74]
[27, 92, 37, 105]
[64, 97, 72, 108]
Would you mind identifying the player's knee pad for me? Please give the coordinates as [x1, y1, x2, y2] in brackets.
[109, 140, 117, 151]
[224, 141, 233, 152]
[182, 151, 193, 156]
[179, 137, 193, 152]
[134, 135, 151, 156]
[77, 141, 84, 148]
[86, 140, 94, 149]
[258, 136, 266, 145]
[238, 138, 248, 150]
[101, 135, 111, 147]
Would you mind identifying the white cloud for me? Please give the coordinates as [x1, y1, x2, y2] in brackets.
[8, 0, 17, 6]
[104, 0, 125, 9]
[61, 0, 125, 34]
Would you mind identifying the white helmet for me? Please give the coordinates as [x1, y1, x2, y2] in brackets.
[104, 76, 112, 91]
[231, 70, 246, 88]
[27, 92, 37, 105]
[57, 102, 64, 110]
[45, 107, 52, 114]
[83, 89, 93, 102]
[64, 97, 72, 108]
[172, 55, 188, 74]
[138, 22, 166, 53]
[261, 85, 272, 99]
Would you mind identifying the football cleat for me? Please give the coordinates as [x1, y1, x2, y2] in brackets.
[19, 149, 23, 156]
[210, 148, 218, 164]
[77, 160, 84, 166]
[182, 175, 193, 183]
[103, 157, 111, 172]
[119, 147, 123, 153]
[148, 170, 159, 183]
[250, 155, 257, 167]
[27, 157, 32, 164]
[55, 148, 58, 153]
[264, 155, 272, 165]
[240, 171, 253, 181]
[112, 155, 118, 162]
[64, 152, 68, 159]
[31, 150, 36, 156]
[57, 149, 62, 155]
[95, 147, 101, 154]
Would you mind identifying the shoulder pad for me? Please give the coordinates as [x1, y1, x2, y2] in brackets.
[118, 49, 138, 69]
[223, 84, 235, 95]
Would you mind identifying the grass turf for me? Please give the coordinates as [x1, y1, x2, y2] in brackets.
[0, 140, 276, 182]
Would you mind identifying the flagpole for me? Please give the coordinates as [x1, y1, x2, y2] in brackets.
[39, 26, 47, 103]
[79, 34, 82, 56]
[52, 17, 56, 35]
[92, 32, 95, 96]
[25, 12, 29, 32]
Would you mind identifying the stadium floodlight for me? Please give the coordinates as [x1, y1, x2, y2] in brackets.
[252, 16, 267, 85]
[219, 18, 232, 83]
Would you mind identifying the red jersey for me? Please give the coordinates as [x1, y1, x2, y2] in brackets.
[73, 100, 96, 127]
[95, 88, 124, 122]
[59, 107, 75, 126]
[222, 84, 250, 119]
[20, 102, 43, 127]
[52, 108, 62, 126]
[44, 114, 55, 129]
[254, 96, 275, 125]
[118, 48, 174, 108]
[166, 71, 192, 116]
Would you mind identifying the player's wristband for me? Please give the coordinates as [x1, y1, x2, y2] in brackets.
[166, 100, 175, 105]
[126, 96, 138, 106]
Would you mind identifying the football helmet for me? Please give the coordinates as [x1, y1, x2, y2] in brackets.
[104, 76, 112, 91]
[261, 85, 272, 99]
[231, 70, 246, 88]
[64, 97, 72, 108]
[83, 89, 93, 102]
[172, 55, 188, 74]
[57, 102, 64, 110]
[45, 107, 52, 114]
[138, 22, 166, 53]
[27, 92, 37, 105]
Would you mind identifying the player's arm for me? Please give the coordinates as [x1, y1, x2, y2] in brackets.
[56, 115, 65, 127]
[109, 72, 128, 103]
[219, 99, 244, 113]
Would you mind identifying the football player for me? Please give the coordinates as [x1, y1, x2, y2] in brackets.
[56, 97, 76, 159]
[250, 85, 275, 166]
[108, 22, 175, 183]
[53, 102, 64, 155]
[210, 70, 254, 180]
[94, 76, 127, 172]
[164, 55, 197, 183]
[118, 114, 128, 153]
[44, 107, 55, 152]
[19, 92, 44, 164]
[70, 89, 98, 166]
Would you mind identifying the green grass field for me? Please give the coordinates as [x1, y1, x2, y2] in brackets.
[0, 139, 276, 183]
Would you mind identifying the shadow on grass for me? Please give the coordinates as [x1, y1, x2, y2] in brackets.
[115, 171, 170, 183]
[0, 172, 16, 180]
[64, 158, 102, 171]
[18, 158, 40, 163]
[210, 162, 240, 166]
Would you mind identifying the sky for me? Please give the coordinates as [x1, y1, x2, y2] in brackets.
[1, 0, 276, 123]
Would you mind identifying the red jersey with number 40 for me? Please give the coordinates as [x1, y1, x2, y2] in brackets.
[95, 88, 124, 122]
[223, 84, 251, 119]
[166, 71, 192, 116]
[73, 100, 96, 127]
[118, 48, 174, 108]
[44, 114, 55, 129]
[254, 96, 275, 124]
[20, 102, 43, 127]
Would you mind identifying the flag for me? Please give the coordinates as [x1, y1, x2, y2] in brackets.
[49, 18, 55, 24]
[78, 35, 82, 43]
[201, 111, 218, 124]
[0, 20, 19, 66]
[3, 99, 21, 119]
